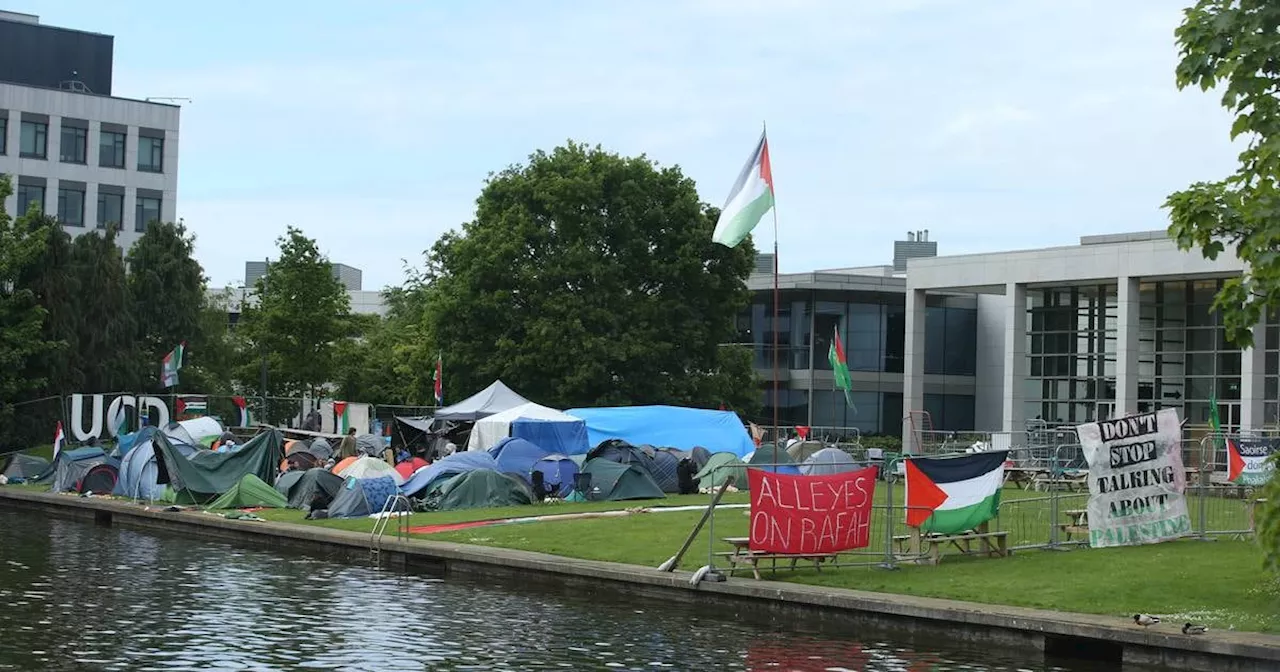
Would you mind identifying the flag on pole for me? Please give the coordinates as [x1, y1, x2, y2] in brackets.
[828, 326, 856, 413]
[334, 401, 349, 433]
[52, 421, 65, 462]
[232, 396, 254, 428]
[712, 131, 775, 248]
[434, 352, 444, 406]
[1209, 391, 1246, 482]
[161, 342, 185, 388]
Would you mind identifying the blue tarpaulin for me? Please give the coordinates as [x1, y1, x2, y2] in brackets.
[566, 406, 754, 458]
[512, 418, 590, 456]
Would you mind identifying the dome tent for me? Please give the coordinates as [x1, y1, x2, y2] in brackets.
[400, 451, 498, 497]
[424, 469, 532, 511]
[531, 454, 579, 498]
[327, 475, 406, 518]
[489, 437, 551, 483]
[208, 474, 288, 509]
[275, 468, 345, 510]
[581, 458, 664, 502]
[693, 452, 747, 490]
[338, 456, 405, 485]
[800, 447, 862, 476]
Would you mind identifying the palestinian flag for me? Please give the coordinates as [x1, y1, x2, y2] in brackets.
[1208, 392, 1248, 482]
[434, 352, 443, 406]
[334, 401, 349, 433]
[906, 451, 1008, 534]
[176, 396, 207, 418]
[712, 130, 775, 248]
[828, 325, 856, 412]
[232, 396, 254, 428]
[161, 342, 184, 388]
[53, 421, 65, 462]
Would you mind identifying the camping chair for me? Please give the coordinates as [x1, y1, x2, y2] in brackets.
[531, 470, 549, 502]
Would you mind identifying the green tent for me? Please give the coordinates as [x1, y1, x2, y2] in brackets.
[207, 474, 288, 509]
[747, 446, 797, 467]
[581, 458, 664, 501]
[693, 452, 747, 490]
[153, 429, 284, 504]
[427, 469, 532, 511]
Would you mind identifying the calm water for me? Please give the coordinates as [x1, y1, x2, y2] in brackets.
[0, 509, 1120, 671]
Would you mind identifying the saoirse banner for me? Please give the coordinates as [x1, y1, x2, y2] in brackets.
[748, 466, 877, 555]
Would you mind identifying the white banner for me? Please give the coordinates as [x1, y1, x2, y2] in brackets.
[1074, 409, 1191, 548]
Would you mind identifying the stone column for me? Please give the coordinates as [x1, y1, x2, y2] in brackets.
[1002, 283, 1027, 434]
[902, 288, 927, 451]
[1115, 276, 1141, 418]
[1240, 322, 1266, 433]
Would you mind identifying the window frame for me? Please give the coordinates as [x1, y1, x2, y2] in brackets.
[20, 120, 47, 159]
[59, 125, 87, 164]
[97, 190, 124, 230]
[57, 186, 86, 228]
[16, 184, 46, 214]
[135, 195, 162, 232]
[137, 136, 164, 173]
[99, 130, 126, 169]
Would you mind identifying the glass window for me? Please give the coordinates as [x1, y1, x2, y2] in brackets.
[97, 191, 123, 229]
[943, 307, 977, 376]
[20, 121, 47, 158]
[16, 184, 44, 215]
[59, 126, 87, 164]
[57, 187, 85, 227]
[138, 136, 164, 172]
[135, 195, 162, 232]
[0, 118, 6, 154]
[883, 305, 905, 373]
[99, 130, 126, 168]
[923, 307, 947, 374]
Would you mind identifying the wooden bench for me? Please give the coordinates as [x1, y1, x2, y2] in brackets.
[1058, 508, 1089, 541]
[1031, 472, 1088, 492]
[892, 526, 1009, 565]
[719, 537, 838, 580]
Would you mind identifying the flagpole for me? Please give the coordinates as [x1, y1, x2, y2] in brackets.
[765, 121, 780, 467]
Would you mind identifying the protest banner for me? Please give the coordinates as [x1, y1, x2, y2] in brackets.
[747, 466, 876, 554]
[1228, 437, 1278, 486]
[1074, 408, 1190, 548]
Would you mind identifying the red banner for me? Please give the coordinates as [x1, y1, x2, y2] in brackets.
[748, 466, 877, 554]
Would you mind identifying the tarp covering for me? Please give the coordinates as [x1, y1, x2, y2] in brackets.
[567, 406, 753, 457]
[433, 380, 531, 421]
[400, 451, 497, 497]
[208, 474, 288, 509]
[115, 437, 196, 500]
[338, 456, 405, 485]
[693, 452, 747, 490]
[275, 468, 345, 510]
[800, 447, 862, 476]
[489, 437, 551, 483]
[426, 469, 532, 511]
[153, 430, 284, 503]
[328, 475, 402, 518]
[467, 402, 589, 454]
[581, 458, 665, 501]
[532, 455, 579, 498]
[355, 434, 384, 458]
[2, 453, 49, 479]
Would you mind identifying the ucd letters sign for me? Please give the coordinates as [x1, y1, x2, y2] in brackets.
[69, 393, 170, 442]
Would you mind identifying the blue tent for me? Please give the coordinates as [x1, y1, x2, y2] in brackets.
[532, 455, 579, 497]
[489, 437, 551, 483]
[114, 436, 197, 500]
[567, 406, 754, 457]
[400, 451, 498, 497]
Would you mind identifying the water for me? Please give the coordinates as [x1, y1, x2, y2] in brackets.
[0, 509, 1114, 671]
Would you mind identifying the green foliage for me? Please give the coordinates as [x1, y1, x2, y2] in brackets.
[1166, 1, 1280, 347]
[69, 229, 136, 391]
[0, 176, 55, 443]
[236, 227, 351, 398]
[1168, 0, 1280, 570]
[126, 221, 210, 392]
[1258, 453, 1280, 574]
[421, 142, 759, 411]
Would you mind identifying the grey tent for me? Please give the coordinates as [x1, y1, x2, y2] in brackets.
[50, 447, 114, 493]
[800, 447, 863, 476]
[787, 440, 825, 462]
[432, 380, 531, 421]
[309, 438, 334, 462]
[581, 458, 665, 501]
[3, 453, 50, 479]
[326, 475, 407, 519]
[275, 468, 345, 510]
[693, 452, 747, 490]
[588, 441, 680, 494]
[355, 434, 384, 458]
[690, 446, 713, 472]
[425, 469, 532, 511]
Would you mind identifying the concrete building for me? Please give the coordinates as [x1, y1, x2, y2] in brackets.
[244, 260, 364, 292]
[0, 11, 180, 253]
[210, 262, 387, 322]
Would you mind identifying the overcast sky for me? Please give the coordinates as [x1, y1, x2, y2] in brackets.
[23, 0, 1240, 289]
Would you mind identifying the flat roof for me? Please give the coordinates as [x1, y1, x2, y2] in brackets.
[0, 79, 181, 109]
[0, 12, 114, 39]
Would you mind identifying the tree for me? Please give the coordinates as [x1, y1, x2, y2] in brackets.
[126, 221, 208, 392]
[1166, 1, 1280, 348]
[236, 227, 351, 399]
[0, 176, 55, 445]
[16, 212, 77, 393]
[69, 229, 136, 392]
[421, 142, 759, 411]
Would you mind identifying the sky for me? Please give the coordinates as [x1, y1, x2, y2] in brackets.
[19, 0, 1241, 290]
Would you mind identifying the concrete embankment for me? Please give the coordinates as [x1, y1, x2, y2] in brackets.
[1, 488, 1276, 671]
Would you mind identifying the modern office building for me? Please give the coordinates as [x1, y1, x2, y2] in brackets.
[211, 262, 387, 323]
[244, 260, 365, 292]
[0, 11, 180, 253]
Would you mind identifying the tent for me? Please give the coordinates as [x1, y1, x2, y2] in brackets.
[50, 447, 113, 493]
[115, 436, 197, 500]
[787, 440, 826, 463]
[79, 463, 119, 494]
[2, 453, 50, 480]
[567, 406, 754, 457]
[587, 440, 681, 493]
[152, 430, 284, 503]
[693, 452, 747, 490]
[275, 468, 345, 510]
[338, 456, 405, 485]
[532, 454, 579, 498]
[208, 474, 288, 509]
[432, 380, 531, 422]
[163, 417, 225, 448]
[489, 437, 551, 482]
[401, 451, 498, 497]
[394, 457, 430, 481]
[800, 447, 862, 476]
[580, 458, 665, 501]
[425, 469, 532, 511]
[309, 438, 334, 462]
[467, 402, 589, 455]
[327, 475, 405, 518]
[355, 434, 384, 458]
[746, 447, 802, 475]
[690, 446, 714, 473]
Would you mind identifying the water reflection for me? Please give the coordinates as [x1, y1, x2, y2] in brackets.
[0, 510, 1099, 670]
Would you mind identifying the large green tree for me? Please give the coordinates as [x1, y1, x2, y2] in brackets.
[127, 221, 210, 391]
[69, 229, 136, 392]
[421, 142, 758, 411]
[0, 177, 55, 445]
[16, 213, 77, 394]
[1167, 1, 1280, 572]
[236, 227, 351, 399]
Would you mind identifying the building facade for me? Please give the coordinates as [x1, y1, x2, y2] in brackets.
[0, 13, 179, 253]
[902, 230, 1279, 446]
[211, 262, 387, 323]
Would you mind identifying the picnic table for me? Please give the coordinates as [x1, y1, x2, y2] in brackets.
[717, 537, 838, 580]
[892, 522, 1008, 565]
[1059, 508, 1089, 541]
[1003, 467, 1040, 490]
